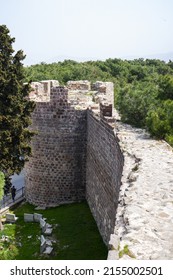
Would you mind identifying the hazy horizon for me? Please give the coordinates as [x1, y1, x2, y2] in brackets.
[24, 51, 173, 66]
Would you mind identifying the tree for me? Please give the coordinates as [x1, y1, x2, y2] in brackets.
[146, 100, 173, 143]
[0, 25, 35, 188]
[116, 81, 158, 127]
[158, 74, 173, 100]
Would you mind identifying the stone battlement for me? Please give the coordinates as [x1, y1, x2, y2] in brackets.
[29, 80, 113, 108]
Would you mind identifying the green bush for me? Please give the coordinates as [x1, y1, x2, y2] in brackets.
[117, 82, 158, 127]
[146, 100, 173, 145]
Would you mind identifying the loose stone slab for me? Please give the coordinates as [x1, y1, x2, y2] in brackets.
[35, 206, 46, 210]
[6, 213, 18, 223]
[46, 240, 52, 246]
[40, 235, 45, 243]
[40, 235, 47, 254]
[40, 218, 47, 233]
[46, 223, 52, 228]
[40, 218, 46, 228]
[24, 213, 34, 222]
[34, 213, 43, 222]
[43, 246, 53, 254]
[44, 227, 53, 236]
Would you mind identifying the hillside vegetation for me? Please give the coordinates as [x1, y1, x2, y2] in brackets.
[24, 58, 173, 146]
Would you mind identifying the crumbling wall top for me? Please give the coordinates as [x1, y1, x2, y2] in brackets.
[28, 80, 114, 117]
[67, 80, 91, 91]
[29, 80, 59, 102]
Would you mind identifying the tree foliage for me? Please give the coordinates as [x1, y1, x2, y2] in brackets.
[24, 57, 173, 146]
[158, 75, 173, 100]
[0, 25, 35, 179]
[116, 81, 158, 127]
[146, 100, 173, 141]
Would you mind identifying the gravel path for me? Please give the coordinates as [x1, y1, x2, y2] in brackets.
[114, 122, 173, 259]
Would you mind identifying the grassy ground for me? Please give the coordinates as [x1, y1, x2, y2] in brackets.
[0, 201, 107, 260]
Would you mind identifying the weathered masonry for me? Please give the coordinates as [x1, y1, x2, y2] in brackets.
[25, 86, 87, 206]
[25, 80, 124, 247]
[25, 80, 173, 260]
[86, 111, 123, 244]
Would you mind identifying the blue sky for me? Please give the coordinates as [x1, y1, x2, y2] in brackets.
[0, 0, 173, 65]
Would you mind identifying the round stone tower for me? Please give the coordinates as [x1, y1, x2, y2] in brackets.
[25, 83, 87, 207]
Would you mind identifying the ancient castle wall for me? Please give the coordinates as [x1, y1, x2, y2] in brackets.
[24, 80, 173, 259]
[25, 86, 87, 206]
[25, 80, 124, 248]
[86, 111, 124, 245]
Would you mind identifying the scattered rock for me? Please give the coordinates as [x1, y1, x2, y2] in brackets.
[35, 206, 46, 210]
[46, 240, 52, 246]
[62, 245, 69, 250]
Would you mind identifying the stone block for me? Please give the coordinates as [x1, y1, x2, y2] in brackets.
[35, 206, 46, 210]
[40, 218, 47, 233]
[46, 240, 53, 246]
[43, 246, 53, 254]
[24, 213, 34, 222]
[46, 223, 52, 228]
[40, 235, 47, 254]
[40, 218, 45, 227]
[40, 235, 45, 243]
[34, 213, 43, 222]
[44, 227, 53, 236]
[6, 213, 18, 223]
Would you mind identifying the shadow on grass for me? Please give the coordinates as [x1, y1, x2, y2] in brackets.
[0, 201, 107, 260]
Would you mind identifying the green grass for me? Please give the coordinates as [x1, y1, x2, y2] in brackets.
[0, 201, 107, 260]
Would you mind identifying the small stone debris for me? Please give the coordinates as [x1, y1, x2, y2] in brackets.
[35, 206, 46, 210]
[0, 235, 9, 242]
[27, 235, 32, 239]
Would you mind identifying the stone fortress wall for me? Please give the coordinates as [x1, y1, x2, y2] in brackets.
[86, 111, 124, 244]
[25, 79, 124, 247]
[25, 79, 173, 260]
